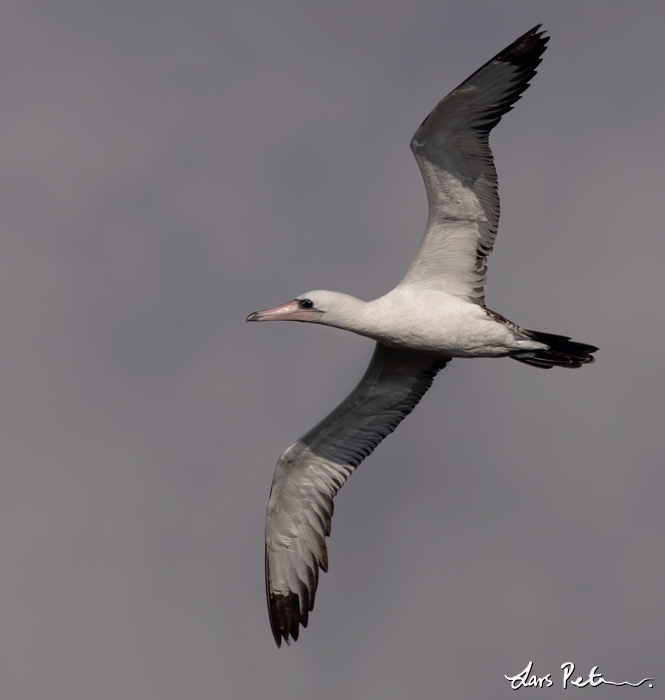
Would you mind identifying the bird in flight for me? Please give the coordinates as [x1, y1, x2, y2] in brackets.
[247, 25, 597, 647]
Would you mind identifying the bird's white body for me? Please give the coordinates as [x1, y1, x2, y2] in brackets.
[307, 287, 546, 357]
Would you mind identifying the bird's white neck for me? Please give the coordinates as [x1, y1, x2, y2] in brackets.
[315, 292, 377, 335]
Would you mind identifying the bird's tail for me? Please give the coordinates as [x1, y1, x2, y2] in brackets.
[511, 330, 598, 369]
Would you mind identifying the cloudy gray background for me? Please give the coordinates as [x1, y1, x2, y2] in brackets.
[1, 1, 663, 698]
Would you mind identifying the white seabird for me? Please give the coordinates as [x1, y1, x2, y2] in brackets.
[247, 25, 597, 647]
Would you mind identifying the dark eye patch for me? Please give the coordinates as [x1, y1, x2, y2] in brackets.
[299, 299, 314, 309]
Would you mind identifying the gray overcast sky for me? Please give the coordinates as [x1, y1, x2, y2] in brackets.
[1, 1, 663, 698]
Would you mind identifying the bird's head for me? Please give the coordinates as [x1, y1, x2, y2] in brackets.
[246, 290, 365, 329]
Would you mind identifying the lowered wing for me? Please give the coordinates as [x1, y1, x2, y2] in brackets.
[265, 343, 450, 646]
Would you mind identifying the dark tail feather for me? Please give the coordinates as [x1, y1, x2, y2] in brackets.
[511, 330, 598, 369]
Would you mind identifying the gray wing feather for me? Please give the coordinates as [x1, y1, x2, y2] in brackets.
[265, 343, 450, 646]
[400, 26, 548, 304]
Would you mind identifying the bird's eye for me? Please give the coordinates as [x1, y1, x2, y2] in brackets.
[299, 299, 314, 309]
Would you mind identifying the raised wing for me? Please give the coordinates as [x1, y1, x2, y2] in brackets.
[400, 26, 549, 304]
[265, 343, 450, 646]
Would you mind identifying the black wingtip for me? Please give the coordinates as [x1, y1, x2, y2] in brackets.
[499, 24, 549, 67]
[453, 25, 549, 90]
[434, 25, 550, 137]
[267, 591, 304, 648]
